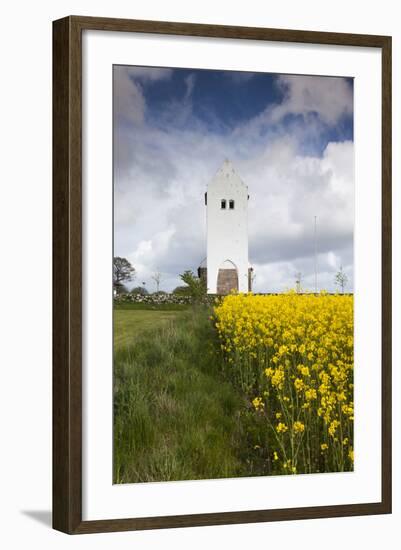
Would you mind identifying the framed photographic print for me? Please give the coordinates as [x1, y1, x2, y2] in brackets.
[53, 16, 392, 534]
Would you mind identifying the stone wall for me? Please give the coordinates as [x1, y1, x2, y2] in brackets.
[114, 292, 219, 306]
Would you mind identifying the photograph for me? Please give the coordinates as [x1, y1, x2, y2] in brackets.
[112, 64, 354, 484]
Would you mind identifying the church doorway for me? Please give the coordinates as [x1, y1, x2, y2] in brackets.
[217, 260, 238, 295]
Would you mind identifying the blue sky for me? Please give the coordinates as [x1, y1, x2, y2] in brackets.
[143, 69, 352, 148]
[114, 65, 354, 293]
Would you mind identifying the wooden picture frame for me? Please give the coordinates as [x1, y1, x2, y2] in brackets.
[53, 15, 392, 534]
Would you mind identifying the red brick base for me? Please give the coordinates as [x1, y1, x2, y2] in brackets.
[217, 269, 238, 294]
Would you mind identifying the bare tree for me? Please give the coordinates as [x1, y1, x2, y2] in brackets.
[334, 266, 348, 294]
[152, 271, 162, 293]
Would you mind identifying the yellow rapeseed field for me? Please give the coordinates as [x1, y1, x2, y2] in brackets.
[214, 292, 354, 475]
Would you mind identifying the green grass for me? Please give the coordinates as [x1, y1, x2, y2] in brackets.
[113, 306, 256, 483]
[114, 301, 190, 311]
[114, 309, 182, 349]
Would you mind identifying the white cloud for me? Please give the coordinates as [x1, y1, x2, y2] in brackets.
[271, 75, 353, 125]
[327, 251, 339, 269]
[113, 66, 173, 125]
[124, 66, 173, 82]
[128, 226, 176, 273]
[184, 73, 196, 100]
[114, 72, 354, 293]
[114, 69, 146, 125]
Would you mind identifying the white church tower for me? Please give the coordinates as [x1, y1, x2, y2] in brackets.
[200, 160, 251, 294]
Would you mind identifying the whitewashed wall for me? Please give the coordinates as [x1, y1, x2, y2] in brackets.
[206, 160, 249, 292]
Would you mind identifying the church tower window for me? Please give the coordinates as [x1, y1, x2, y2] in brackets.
[221, 199, 226, 209]
[229, 200, 235, 210]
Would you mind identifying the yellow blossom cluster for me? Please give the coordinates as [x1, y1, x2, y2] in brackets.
[214, 292, 354, 475]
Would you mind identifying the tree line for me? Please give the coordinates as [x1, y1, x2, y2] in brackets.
[113, 257, 206, 299]
[114, 256, 350, 297]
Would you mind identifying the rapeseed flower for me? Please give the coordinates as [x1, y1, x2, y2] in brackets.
[214, 292, 354, 475]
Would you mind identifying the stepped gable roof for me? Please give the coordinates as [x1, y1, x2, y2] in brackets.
[209, 159, 247, 189]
